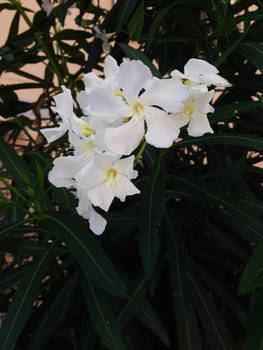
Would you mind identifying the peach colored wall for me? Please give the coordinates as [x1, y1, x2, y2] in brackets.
[1, 0, 114, 100]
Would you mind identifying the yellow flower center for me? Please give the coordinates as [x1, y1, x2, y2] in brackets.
[181, 78, 196, 87]
[107, 168, 117, 182]
[131, 101, 145, 118]
[183, 102, 195, 116]
[75, 117, 95, 136]
[114, 89, 126, 101]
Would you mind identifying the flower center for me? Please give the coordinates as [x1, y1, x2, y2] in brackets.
[181, 78, 196, 87]
[107, 168, 117, 182]
[131, 101, 145, 118]
[114, 89, 126, 101]
[183, 102, 195, 116]
[75, 118, 95, 136]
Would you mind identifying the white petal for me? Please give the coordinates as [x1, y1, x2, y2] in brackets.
[194, 90, 215, 114]
[77, 91, 89, 115]
[187, 114, 214, 137]
[104, 55, 119, 78]
[118, 60, 152, 102]
[105, 117, 145, 155]
[184, 58, 218, 76]
[48, 166, 74, 188]
[171, 113, 190, 128]
[114, 175, 140, 202]
[83, 72, 102, 93]
[52, 155, 86, 178]
[41, 126, 66, 143]
[142, 79, 188, 112]
[87, 86, 128, 123]
[76, 161, 106, 188]
[89, 207, 107, 235]
[88, 181, 114, 212]
[199, 73, 231, 87]
[53, 86, 73, 121]
[145, 108, 180, 148]
[114, 155, 138, 179]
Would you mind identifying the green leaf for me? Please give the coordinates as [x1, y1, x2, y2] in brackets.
[81, 273, 126, 350]
[28, 273, 78, 350]
[210, 101, 260, 125]
[239, 241, 263, 294]
[44, 214, 128, 298]
[164, 209, 192, 322]
[0, 264, 32, 292]
[137, 300, 170, 347]
[175, 133, 263, 152]
[0, 137, 31, 184]
[0, 244, 54, 350]
[167, 175, 263, 241]
[115, 0, 139, 34]
[6, 10, 20, 43]
[139, 157, 165, 277]
[237, 42, 263, 73]
[214, 25, 251, 67]
[235, 9, 263, 23]
[128, 0, 144, 41]
[117, 276, 147, 328]
[146, 1, 178, 49]
[119, 43, 162, 78]
[189, 273, 234, 350]
[244, 288, 263, 350]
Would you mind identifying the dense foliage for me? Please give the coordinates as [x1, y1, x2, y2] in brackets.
[1, 0, 263, 349]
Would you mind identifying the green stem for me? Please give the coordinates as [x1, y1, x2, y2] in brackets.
[10, 0, 64, 85]
[134, 139, 147, 166]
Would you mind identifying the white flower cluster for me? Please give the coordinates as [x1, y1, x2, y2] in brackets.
[41, 56, 230, 235]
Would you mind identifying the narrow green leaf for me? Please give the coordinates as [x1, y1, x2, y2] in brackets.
[0, 264, 32, 292]
[28, 273, 78, 350]
[175, 133, 263, 151]
[244, 288, 263, 350]
[115, 0, 139, 34]
[119, 43, 162, 78]
[0, 137, 31, 184]
[117, 276, 147, 329]
[164, 209, 192, 322]
[189, 273, 234, 350]
[213, 24, 250, 67]
[0, 244, 54, 350]
[128, 0, 144, 41]
[139, 157, 165, 277]
[81, 273, 126, 350]
[146, 1, 178, 49]
[236, 8, 263, 22]
[237, 42, 263, 73]
[44, 214, 128, 298]
[137, 300, 170, 347]
[239, 241, 263, 294]
[6, 10, 20, 43]
[168, 174, 263, 241]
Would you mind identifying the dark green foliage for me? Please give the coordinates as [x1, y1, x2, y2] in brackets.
[1, 0, 263, 349]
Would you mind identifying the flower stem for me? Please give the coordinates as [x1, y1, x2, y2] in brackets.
[134, 139, 147, 167]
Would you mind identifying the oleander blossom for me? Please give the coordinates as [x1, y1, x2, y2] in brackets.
[41, 54, 230, 235]
[87, 60, 189, 155]
[171, 58, 231, 92]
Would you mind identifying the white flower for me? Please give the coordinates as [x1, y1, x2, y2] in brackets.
[94, 25, 115, 53]
[41, 86, 97, 143]
[76, 188, 107, 235]
[171, 90, 215, 137]
[87, 60, 188, 155]
[171, 58, 231, 92]
[77, 55, 119, 116]
[42, 0, 54, 16]
[76, 153, 140, 212]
